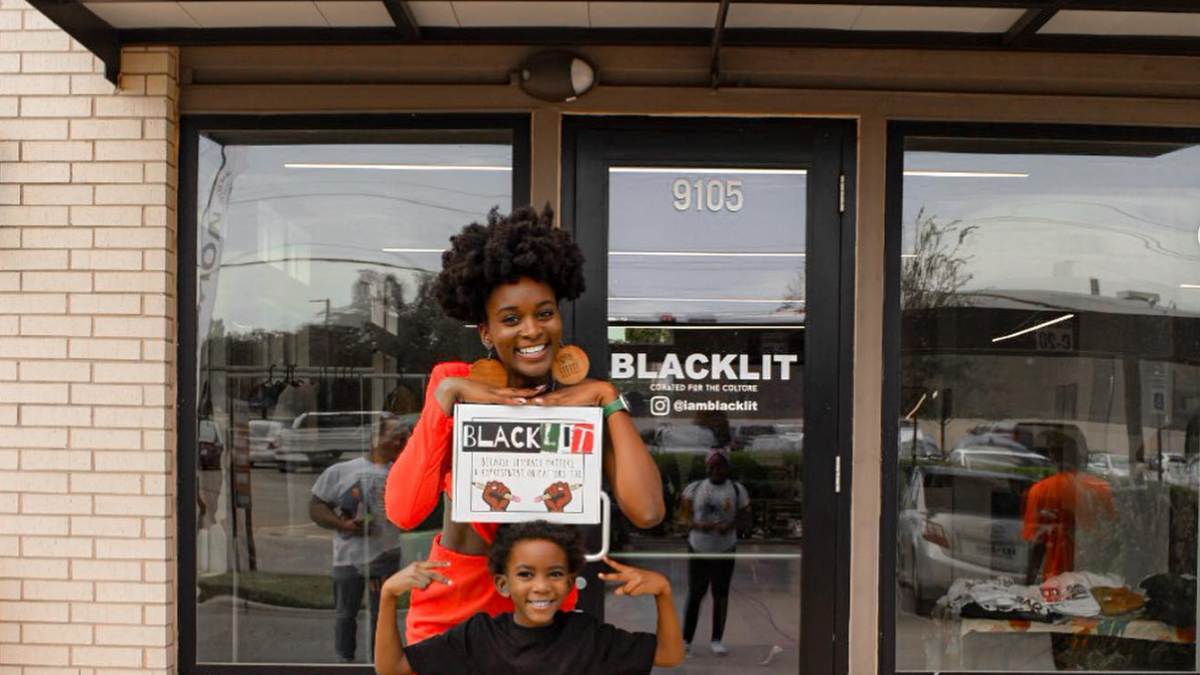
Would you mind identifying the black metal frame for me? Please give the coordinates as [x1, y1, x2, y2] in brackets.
[176, 113, 530, 675]
[29, 0, 1200, 84]
[560, 114, 857, 675]
[878, 120, 1200, 675]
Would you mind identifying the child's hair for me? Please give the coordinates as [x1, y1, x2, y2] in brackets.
[487, 520, 586, 576]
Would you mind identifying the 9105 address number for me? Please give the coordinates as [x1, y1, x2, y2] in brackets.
[673, 178, 744, 212]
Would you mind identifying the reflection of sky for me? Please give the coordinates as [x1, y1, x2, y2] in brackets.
[200, 141, 511, 333]
[608, 170, 807, 323]
[903, 145, 1200, 314]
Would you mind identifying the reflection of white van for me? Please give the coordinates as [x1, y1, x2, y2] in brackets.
[275, 411, 383, 472]
[248, 420, 284, 466]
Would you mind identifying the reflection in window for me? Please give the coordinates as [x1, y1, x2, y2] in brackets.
[194, 134, 511, 664]
[606, 167, 805, 670]
[895, 137, 1200, 671]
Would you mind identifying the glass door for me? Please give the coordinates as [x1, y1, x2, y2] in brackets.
[562, 117, 854, 675]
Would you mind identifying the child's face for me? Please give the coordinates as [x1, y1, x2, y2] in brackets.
[495, 539, 575, 628]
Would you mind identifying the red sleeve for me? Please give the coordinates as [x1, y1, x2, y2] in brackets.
[385, 362, 469, 530]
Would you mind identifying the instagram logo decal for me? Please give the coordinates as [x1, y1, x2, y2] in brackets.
[649, 396, 671, 417]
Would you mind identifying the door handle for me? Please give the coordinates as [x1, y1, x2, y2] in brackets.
[584, 491, 611, 563]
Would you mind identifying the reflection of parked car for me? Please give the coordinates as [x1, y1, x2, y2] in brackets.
[1158, 453, 1190, 486]
[198, 420, 224, 470]
[747, 434, 802, 453]
[898, 466, 1036, 615]
[275, 411, 383, 472]
[648, 424, 717, 454]
[248, 420, 284, 466]
[899, 423, 940, 458]
[731, 424, 774, 451]
[732, 422, 803, 453]
[946, 447, 1051, 471]
[1087, 453, 1131, 480]
[955, 420, 1086, 458]
[1186, 458, 1200, 491]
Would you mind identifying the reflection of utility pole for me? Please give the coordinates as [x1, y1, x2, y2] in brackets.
[310, 298, 330, 365]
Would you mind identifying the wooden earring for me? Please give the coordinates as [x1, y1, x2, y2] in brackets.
[552, 344, 589, 386]
[468, 346, 508, 387]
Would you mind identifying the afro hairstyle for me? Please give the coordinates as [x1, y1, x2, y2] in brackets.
[433, 205, 586, 323]
[487, 520, 586, 577]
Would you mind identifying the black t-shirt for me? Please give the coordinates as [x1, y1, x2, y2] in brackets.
[404, 611, 657, 675]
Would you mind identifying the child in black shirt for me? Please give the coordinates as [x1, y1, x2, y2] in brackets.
[374, 520, 685, 675]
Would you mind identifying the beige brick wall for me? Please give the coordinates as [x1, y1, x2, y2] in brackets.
[0, 1, 179, 673]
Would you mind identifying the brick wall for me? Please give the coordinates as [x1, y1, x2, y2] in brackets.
[0, 1, 179, 673]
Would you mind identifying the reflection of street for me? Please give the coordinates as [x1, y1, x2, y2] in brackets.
[198, 596, 414, 664]
[198, 464, 340, 576]
[197, 462, 434, 664]
[606, 557, 801, 675]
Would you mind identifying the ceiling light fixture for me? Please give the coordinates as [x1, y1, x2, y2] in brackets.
[991, 313, 1074, 344]
[610, 167, 807, 175]
[381, 248, 446, 253]
[611, 296, 803, 304]
[285, 163, 510, 171]
[609, 251, 804, 258]
[904, 170, 1028, 178]
[518, 50, 596, 102]
[1181, 284, 1200, 289]
[610, 324, 805, 330]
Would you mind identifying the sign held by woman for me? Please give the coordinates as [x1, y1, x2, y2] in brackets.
[452, 403, 604, 524]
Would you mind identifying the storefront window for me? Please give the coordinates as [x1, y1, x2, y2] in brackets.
[192, 130, 513, 664]
[894, 133, 1200, 671]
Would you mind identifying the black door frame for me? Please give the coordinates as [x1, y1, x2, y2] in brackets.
[176, 113, 532, 675]
[559, 115, 856, 675]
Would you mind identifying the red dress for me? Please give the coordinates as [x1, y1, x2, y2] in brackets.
[384, 362, 577, 644]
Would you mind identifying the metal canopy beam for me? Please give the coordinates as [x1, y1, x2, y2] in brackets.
[709, 0, 731, 88]
[119, 26, 1200, 57]
[1004, 4, 1062, 49]
[381, 0, 421, 42]
[28, 0, 121, 83]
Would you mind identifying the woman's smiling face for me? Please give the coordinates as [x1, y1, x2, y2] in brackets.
[480, 277, 562, 388]
[494, 539, 574, 628]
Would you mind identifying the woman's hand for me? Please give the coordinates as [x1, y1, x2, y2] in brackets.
[434, 377, 546, 416]
[380, 560, 452, 599]
[529, 380, 616, 408]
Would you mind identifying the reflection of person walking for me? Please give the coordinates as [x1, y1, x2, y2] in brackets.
[310, 416, 407, 663]
[681, 447, 750, 657]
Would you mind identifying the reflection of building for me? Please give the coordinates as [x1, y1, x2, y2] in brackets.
[903, 290, 1200, 458]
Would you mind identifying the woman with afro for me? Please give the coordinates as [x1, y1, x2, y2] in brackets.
[384, 205, 664, 644]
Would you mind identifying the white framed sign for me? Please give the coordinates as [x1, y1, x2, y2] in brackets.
[451, 404, 604, 524]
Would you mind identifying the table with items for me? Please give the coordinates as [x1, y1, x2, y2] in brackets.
[931, 572, 1196, 669]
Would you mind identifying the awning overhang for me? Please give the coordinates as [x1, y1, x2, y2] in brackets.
[28, 1, 1200, 87]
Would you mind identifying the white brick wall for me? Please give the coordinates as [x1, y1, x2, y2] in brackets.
[0, 2, 178, 673]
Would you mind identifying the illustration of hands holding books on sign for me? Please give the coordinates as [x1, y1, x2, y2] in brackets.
[473, 480, 582, 512]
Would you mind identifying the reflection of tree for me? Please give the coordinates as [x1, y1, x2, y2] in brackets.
[902, 209, 977, 310]
[901, 210, 979, 447]
[622, 328, 672, 345]
[204, 269, 484, 406]
[388, 272, 484, 374]
[304, 268, 484, 374]
[777, 271, 805, 316]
